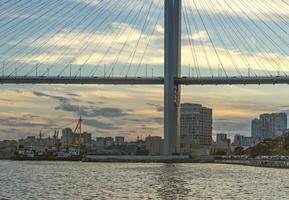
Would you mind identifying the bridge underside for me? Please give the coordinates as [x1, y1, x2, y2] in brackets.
[1, 76, 289, 85]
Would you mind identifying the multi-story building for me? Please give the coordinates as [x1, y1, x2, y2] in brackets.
[80, 132, 92, 146]
[180, 103, 212, 148]
[211, 133, 231, 155]
[232, 134, 259, 148]
[259, 113, 287, 139]
[61, 128, 75, 145]
[115, 136, 125, 146]
[251, 118, 261, 138]
[216, 134, 231, 146]
[95, 137, 106, 149]
[62, 128, 92, 147]
[145, 136, 164, 155]
[104, 137, 114, 147]
[18, 135, 57, 152]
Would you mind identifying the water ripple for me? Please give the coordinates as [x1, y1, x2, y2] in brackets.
[0, 161, 288, 199]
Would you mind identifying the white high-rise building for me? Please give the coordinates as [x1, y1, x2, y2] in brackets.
[180, 103, 212, 149]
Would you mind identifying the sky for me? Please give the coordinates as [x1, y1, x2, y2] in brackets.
[0, 0, 289, 140]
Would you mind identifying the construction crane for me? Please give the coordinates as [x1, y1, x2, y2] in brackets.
[73, 116, 82, 147]
[74, 116, 82, 135]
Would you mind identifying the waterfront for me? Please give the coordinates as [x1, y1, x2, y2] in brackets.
[0, 161, 289, 199]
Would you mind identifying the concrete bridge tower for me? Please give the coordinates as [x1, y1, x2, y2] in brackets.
[164, 0, 181, 155]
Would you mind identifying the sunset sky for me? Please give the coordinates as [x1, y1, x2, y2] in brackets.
[0, 0, 289, 140]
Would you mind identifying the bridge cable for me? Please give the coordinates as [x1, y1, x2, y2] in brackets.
[89, 0, 150, 77]
[0, 0, 33, 19]
[211, 0, 263, 77]
[133, 0, 163, 77]
[221, 0, 284, 76]
[83, 0, 144, 77]
[50, 1, 125, 77]
[22, 0, 106, 77]
[0, 1, 65, 48]
[2, 0, 88, 76]
[226, 0, 289, 75]
[124, 0, 155, 77]
[203, 0, 245, 77]
[183, 0, 201, 77]
[260, 0, 289, 31]
[71, 1, 136, 76]
[109, 2, 151, 77]
[192, 0, 228, 77]
[118, 1, 154, 77]
[242, 0, 289, 75]
[0, 0, 54, 32]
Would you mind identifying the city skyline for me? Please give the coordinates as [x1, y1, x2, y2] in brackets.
[1, 91, 289, 142]
[2, 1, 289, 199]
[1, 0, 289, 141]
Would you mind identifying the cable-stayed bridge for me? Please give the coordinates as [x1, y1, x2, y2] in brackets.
[1, 76, 289, 85]
[1, 0, 289, 155]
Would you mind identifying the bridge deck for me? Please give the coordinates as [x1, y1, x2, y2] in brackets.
[178, 76, 289, 85]
[0, 76, 289, 85]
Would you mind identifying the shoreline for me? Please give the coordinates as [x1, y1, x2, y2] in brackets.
[2, 157, 289, 169]
[215, 159, 289, 169]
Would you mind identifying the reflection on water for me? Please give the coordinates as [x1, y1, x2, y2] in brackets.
[155, 164, 190, 199]
[0, 161, 289, 199]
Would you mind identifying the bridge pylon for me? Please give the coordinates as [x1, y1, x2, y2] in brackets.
[164, 0, 181, 155]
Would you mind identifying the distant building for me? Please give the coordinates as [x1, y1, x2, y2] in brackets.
[251, 113, 287, 140]
[61, 128, 75, 145]
[216, 133, 231, 148]
[126, 142, 139, 155]
[95, 137, 106, 149]
[211, 133, 231, 155]
[61, 128, 92, 148]
[251, 118, 261, 138]
[259, 113, 287, 139]
[233, 134, 259, 148]
[27, 136, 36, 141]
[145, 136, 164, 155]
[18, 135, 56, 152]
[115, 136, 125, 146]
[180, 103, 212, 149]
[104, 137, 114, 147]
[80, 132, 92, 146]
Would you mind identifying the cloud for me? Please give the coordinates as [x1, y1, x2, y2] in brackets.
[55, 102, 128, 118]
[32, 90, 128, 118]
[66, 93, 80, 97]
[16, 28, 289, 77]
[214, 117, 251, 136]
[152, 117, 163, 125]
[33, 91, 48, 97]
[148, 103, 163, 112]
[83, 119, 118, 130]
[2, 0, 289, 142]
[191, 31, 208, 42]
[2, 0, 289, 80]
[183, 0, 289, 20]
[33, 91, 70, 104]
[155, 25, 164, 34]
[0, 114, 57, 129]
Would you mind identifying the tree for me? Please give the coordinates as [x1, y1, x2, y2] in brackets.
[233, 146, 244, 155]
[250, 143, 270, 156]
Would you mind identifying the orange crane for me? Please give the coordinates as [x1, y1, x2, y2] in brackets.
[73, 116, 82, 147]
